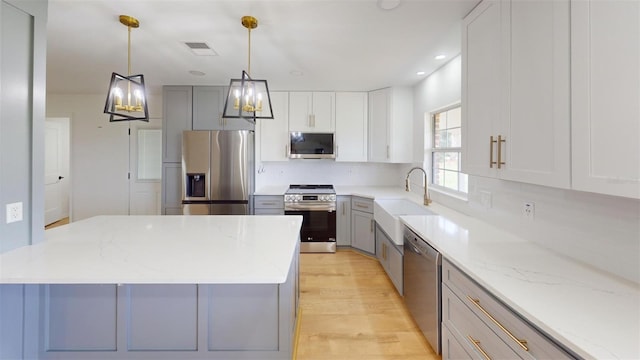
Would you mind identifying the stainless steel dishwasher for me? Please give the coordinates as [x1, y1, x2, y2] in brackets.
[403, 226, 441, 354]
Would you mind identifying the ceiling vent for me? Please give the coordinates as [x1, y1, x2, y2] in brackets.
[184, 42, 218, 56]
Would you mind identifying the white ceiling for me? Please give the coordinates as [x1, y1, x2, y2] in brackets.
[46, 0, 480, 95]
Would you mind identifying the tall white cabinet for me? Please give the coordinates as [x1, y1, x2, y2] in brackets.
[462, 0, 571, 189]
[571, 0, 640, 199]
[258, 91, 290, 162]
[368, 87, 413, 163]
[335, 92, 368, 162]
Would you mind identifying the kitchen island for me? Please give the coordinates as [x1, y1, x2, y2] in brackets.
[0, 215, 302, 360]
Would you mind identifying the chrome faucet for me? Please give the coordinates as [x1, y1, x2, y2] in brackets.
[405, 167, 432, 206]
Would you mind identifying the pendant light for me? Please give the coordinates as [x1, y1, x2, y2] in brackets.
[103, 15, 149, 122]
[222, 16, 274, 121]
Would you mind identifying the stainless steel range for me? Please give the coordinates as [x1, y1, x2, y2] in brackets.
[284, 185, 336, 253]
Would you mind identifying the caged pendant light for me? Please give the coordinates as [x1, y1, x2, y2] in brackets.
[222, 16, 273, 121]
[103, 15, 149, 122]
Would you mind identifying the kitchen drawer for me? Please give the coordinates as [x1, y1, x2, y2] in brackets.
[254, 196, 284, 209]
[442, 259, 574, 359]
[442, 322, 474, 360]
[443, 284, 520, 359]
[351, 196, 373, 213]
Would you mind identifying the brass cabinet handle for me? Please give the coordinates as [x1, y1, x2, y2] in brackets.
[383, 243, 387, 260]
[467, 296, 529, 351]
[467, 336, 492, 360]
[261, 202, 277, 206]
[355, 203, 368, 209]
[370, 219, 374, 233]
[285, 144, 288, 157]
[342, 202, 345, 215]
[386, 145, 390, 159]
[489, 136, 497, 168]
[497, 135, 506, 169]
[309, 114, 316, 128]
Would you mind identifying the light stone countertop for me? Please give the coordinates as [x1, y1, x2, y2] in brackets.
[255, 185, 639, 359]
[0, 215, 302, 284]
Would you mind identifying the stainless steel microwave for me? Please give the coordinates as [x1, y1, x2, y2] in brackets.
[289, 132, 335, 159]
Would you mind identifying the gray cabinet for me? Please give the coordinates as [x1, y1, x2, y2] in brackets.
[39, 254, 299, 359]
[161, 163, 182, 215]
[351, 197, 375, 254]
[336, 196, 351, 246]
[193, 86, 254, 131]
[376, 224, 402, 295]
[253, 195, 284, 215]
[442, 258, 573, 360]
[162, 86, 192, 162]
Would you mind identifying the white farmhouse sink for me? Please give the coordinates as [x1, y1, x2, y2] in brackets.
[374, 199, 436, 245]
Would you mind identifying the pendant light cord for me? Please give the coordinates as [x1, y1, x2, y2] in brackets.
[127, 24, 132, 76]
[247, 27, 252, 76]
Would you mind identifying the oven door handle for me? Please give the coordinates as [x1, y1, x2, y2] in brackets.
[284, 203, 336, 212]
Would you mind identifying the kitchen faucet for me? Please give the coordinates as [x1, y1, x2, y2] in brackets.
[405, 167, 432, 206]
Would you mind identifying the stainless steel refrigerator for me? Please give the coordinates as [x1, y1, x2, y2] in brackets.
[181, 130, 254, 215]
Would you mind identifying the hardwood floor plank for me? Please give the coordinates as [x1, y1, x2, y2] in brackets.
[296, 250, 440, 360]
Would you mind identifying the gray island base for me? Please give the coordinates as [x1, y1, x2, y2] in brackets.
[0, 216, 302, 360]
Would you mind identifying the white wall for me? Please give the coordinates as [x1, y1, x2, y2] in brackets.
[412, 55, 640, 284]
[46, 93, 162, 221]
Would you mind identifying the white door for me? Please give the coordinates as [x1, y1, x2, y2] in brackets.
[129, 122, 162, 215]
[44, 120, 68, 225]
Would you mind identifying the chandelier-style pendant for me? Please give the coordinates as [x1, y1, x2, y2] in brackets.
[103, 15, 149, 122]
[222, 16, 274, 121]
[104, 72, 149, 121]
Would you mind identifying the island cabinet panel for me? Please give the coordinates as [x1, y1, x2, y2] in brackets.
[45, 285, 117, 351]
[126, 285, 198, 351]
[206, 285, 279, 351]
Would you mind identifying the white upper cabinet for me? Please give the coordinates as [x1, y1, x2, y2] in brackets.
[462, 0, 571, 188]
[288, 92, 335, 132]
[335, 92, 368, 162]
[368, 87, 413, 163]
[571, 0, 640, 199]
[258, 91, 289, 162]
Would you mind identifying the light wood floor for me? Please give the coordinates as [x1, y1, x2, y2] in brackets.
[296, 250, 440, 360]
[45, 217, 69, 230]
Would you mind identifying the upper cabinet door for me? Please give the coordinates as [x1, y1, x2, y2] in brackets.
[289, 92, 335, 132]
[335, 92, 367, 162]
[461, 0, 502, 178]
[258, 91, 289, 162]
[368, 88, 390, 162]
[162, 86, 192, 162]
[571, 0, 640, 199]
[499, 0, 570, 188]
[193, 86, 225, 130]
[462, 0, 571, 188]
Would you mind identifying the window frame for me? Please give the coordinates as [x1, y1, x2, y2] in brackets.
[425, 103, 468, 197]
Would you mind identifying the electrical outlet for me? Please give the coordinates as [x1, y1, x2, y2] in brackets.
[6, 202, 23, 224]
[523, 202, 535, 220]
[480, 191, 492, 208]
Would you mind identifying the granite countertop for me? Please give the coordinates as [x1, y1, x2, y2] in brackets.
[0, 215, 302, 284]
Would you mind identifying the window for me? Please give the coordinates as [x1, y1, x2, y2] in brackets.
[426, 105, 468, 194]
[136, 129, 162, 180]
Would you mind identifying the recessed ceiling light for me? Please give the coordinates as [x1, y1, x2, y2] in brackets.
[434, 54, 446, 60]
[290, 70, 304, 77]
[377, 0, 401, 10]
[417, 71, 426, 76]
[189, 70, 205, 76]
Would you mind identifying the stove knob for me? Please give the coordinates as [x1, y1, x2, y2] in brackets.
[296, 195, 302, 201]
[284, 195, 290, 202]
[320, 195, 326, 201]
[330, 195, 336, 201]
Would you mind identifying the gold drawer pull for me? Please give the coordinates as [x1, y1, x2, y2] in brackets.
[497, 135, 506, 169]
[355, 203, 369, 209]
[467, 296, 529, 351]
[489, 136, 497, 168]
[467, 336, 492, 360]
